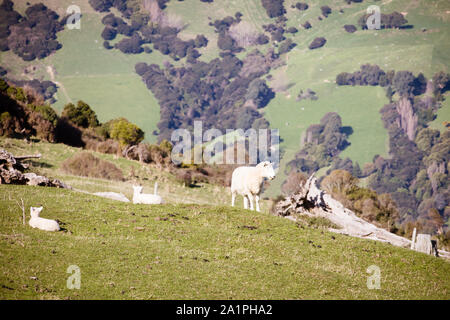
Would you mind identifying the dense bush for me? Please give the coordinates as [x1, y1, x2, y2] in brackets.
[343, 25, 357, 33]
[9, 79, 57, 101]
[286, 112, 350, 174]
[392, 71, 416, 97]
[256, 34, 270, 45]
[6, 3, 64, 61]
[261, 0, 286, 18]
[61, 152, 124, 181]
[101, 26, 117, 40]
[93, 4, 203, 61]
[245, 79, 274, 108]
[302, 21, 312, 29]
[432, 71, 450, 97]
[115, 33, 144, 54]
[27, 104, 58, 127]
[295, 2, 308, 11]
[336, 64, 389, 86]
[62, 101, 100, 128]
[320, 6, 332, 18]
[358, 11, 408, 30]
[278, 38, 296, 54]
[88, 0, 136, 17]
[103, 41, 113, 50]
[103, 118, 144, 146]
[308, 37, 326, 49]
[0, 80, 64, 142]
[368, 86, 448, 227]
[0, 0, 21, 51]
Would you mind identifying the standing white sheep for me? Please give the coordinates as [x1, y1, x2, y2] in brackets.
[231, 161, 275, 212]
[29, 206, 60, 232]
[132, 183, 163, 204]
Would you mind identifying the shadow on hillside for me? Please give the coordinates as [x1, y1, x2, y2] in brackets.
[29, 160, 53, 169]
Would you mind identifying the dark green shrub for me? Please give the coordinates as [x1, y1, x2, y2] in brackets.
[62, 101, 99, 128]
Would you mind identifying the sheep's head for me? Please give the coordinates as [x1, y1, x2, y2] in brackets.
[132, 185, 143, 193]
[30, 206, 43, 218]
[257, 161, 275, 180]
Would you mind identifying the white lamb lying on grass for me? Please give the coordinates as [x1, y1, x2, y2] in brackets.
[231, 161, 276, 212]
[29, 206, 60, 232]
[132, 183, 163, 204]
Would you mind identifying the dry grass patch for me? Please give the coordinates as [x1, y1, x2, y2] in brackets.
[61, 152, 124, 181]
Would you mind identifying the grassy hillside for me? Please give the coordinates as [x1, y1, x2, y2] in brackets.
[1, 134, 449, 299]
[1, 0, 449, 198]
[1, 183, 449, 299]
[0, 137, 256, 209]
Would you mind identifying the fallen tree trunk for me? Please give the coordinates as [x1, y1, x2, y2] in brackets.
[14, 153, 42, 160]
[275, 175, 411, 248]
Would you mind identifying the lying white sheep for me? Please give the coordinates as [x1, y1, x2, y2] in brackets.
[29, 206, 60, 232]
[132, 183, 163, 204]
[231, 161, 275, 212]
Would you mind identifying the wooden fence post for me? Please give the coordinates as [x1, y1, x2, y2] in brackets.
[410, 228, 417, 250]
[415, 234, 432, 255]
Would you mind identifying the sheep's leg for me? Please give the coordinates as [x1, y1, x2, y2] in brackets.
[255, 195, 260, 212]
[231, 192, 236, 207]
[247, 193, 254, 210]
[243, 196, 248, 209]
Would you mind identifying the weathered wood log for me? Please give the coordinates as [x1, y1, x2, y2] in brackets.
[275, 174, 329, 216]
[410, 227, 417, 250]
[14, 153, 42, 160]
[274, 174, 411, 248]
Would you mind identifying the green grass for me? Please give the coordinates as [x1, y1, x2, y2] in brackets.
[264, 85, 390, 196]
[0, 135, 449, 300]
[1, 184, 449, 299]
[429, 95, 450, 133]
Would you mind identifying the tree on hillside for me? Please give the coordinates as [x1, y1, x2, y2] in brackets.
[245, 79, 274, 108]
[320, 6, 332, 18]
[321, 169, 357, 195]
[308, 37, 326, 49]
[261, 0, 286, 18]
[62, 101, 99, 128]
[108, 118, 144, 147]
[432, 71, 450, 98]
[101, 26, 117, 40]
[295, 2, 308, 11]
[282, 171, 307, 195]
[393, 71, 416, 97]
